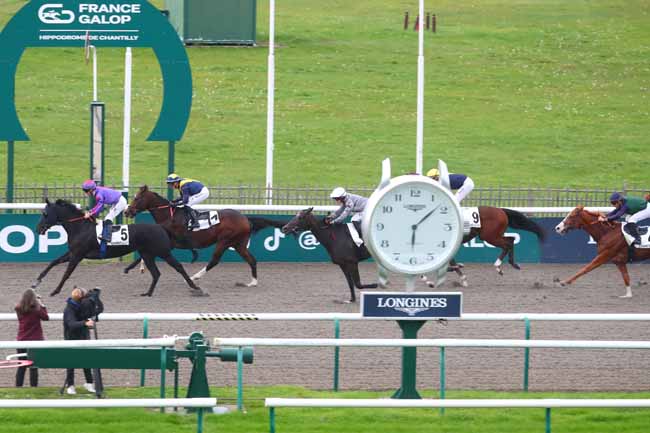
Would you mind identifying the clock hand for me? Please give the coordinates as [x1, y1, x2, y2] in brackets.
[414, 204, 441, 228]
[411, 226, 416, 250]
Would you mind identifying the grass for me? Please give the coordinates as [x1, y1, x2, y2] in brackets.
[1, 386, 650, 433]
[0, 1, 649, 188]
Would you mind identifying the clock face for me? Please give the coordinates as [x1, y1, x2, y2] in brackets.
[363, 176, 463, 275]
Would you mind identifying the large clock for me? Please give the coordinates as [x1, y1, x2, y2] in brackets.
[361, 174, 463, 275]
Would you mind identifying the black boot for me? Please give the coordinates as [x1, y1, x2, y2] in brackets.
[625, 222, 641, 245]
[100, 220, 113, 242]
[183, 207, 200, 230]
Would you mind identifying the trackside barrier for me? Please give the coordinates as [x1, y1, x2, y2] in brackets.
[0, 398, 216, 433]
[213, 337, 650, 411]
[3, 312, 650, 393]
[265, 398, 650, 433]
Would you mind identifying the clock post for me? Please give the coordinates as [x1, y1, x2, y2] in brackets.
[361, 159, 464, 399]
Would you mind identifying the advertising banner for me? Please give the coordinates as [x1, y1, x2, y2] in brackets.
[0, 214, 596, 263]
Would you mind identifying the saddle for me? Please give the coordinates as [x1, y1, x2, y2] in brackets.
[186, 209, 220, 231]
[621, 223, 650, 248]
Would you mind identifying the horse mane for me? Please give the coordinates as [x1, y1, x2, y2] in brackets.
[139, 185, 169, 204]
[55, 199, 82, 215]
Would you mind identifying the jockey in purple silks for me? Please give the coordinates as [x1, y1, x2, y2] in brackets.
[81, 180, 127, 241]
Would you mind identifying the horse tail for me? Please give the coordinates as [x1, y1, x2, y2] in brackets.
[502, 208, 546, 242]
[247, 216, 287, 234]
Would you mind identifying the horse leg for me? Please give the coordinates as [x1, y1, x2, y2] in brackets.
[139, 254, 161, 297]
[192, 243, 227, 281]
[377, 265, 390, 288]
[338, 264, 357, 304]
[48, 255, 83, 296]
[350, 264, 378, 290]
[123, 257, 142, 274]
[484, 237, 509, 275]
[160, 253, 206, 296]
[614, 262, 632, 298]
[557, 250, 616, 287]
[505, 236, 521, 270]
[233, 241, 258, 287]
[33, 251, 70, 288]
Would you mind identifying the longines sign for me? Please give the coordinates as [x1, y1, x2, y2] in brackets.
[0, 0, 192, 141]
[361, 292, 463, 320]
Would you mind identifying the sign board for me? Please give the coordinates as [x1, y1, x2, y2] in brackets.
[360, 291, 462, 320]
[0, 0, 192, 141]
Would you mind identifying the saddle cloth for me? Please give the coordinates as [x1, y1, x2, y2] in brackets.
[621, 223, 650, 248]
[347, 223, 363, 247]
[95, 222, 129, 246]
[462, 207, 481, 233]
[189, 210, 220, 232]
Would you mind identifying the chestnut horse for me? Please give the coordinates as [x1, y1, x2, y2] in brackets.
[554, 206, 650, 298]
[124, 186, 286, 287]
[420, 206, 546, 287]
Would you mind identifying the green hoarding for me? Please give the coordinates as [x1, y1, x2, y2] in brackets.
[0, 214, 541, 263]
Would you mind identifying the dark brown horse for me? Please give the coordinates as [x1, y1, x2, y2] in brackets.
[281, 207, 377, 303]
[554, 206, 650, 298]
[124, 186, 285, 287]
[420, 206, 546, 287]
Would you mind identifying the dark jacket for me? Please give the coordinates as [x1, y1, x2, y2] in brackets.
[15, 305, 49, 341]
[63, 298, 90, 340]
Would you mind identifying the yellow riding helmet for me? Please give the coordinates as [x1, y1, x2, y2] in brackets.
[426, 168, 440, 178]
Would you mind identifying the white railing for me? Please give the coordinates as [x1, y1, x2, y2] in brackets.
[0, 203, 613, 214]
[0, 398, 216, 409]
[0, 336, 179, 350]
[265, 398, 650, 433]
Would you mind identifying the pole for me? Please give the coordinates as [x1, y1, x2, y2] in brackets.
[123, 47, 132, 196]
[167, 141, 175, 201]
[415, 0, 425, 174]
[6, 141, 14, 212]
[91, 45, 98, 101]
[265, 0, 276, 205]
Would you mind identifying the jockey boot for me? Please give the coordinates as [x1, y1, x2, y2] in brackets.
[183, 207, 200, 230]
[352, 221, 363, 239]
[100, 220, 113, 242]
[625, 222, 641, 246]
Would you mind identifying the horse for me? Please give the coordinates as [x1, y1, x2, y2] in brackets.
[554, 206, 650, 298]
[124, 185, 286, 287]
[281, 207, 377, 304]
[34, 199, 206, 297]
[419, 206, 546, 288]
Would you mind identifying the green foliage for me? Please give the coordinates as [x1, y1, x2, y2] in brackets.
[0, 1, 648, 188]
[1, 386, 650, 432]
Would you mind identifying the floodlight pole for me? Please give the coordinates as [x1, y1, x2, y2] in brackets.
[415, 0, 425, 175]
[265, 0, 276, 205]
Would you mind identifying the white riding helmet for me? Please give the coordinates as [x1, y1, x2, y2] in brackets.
[330, 187, 347, 199]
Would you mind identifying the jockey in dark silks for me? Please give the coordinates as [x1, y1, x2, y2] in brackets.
[599, 191, 650, 246]
[427, 168, 474, 203]
[166, 173, 210, 230]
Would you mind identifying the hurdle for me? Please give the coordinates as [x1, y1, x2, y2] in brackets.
[0, 398, 216, 433]
[265, 398, 650, 433]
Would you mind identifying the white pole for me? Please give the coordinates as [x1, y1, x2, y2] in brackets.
[123, 47, 132, 193]
[415, 0, 425, 174]
[265, 0, 276, 205]
[91, 45, 97, 101]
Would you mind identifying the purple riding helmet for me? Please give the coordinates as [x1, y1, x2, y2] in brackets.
[609, 192, 624, 204]
[82, 179, 97, 192]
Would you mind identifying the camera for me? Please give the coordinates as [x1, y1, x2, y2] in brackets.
[80, 287, 104, 320]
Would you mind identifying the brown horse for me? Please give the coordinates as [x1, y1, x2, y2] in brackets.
[554, 206, 650, 298]
[420, 206, 546, 288]
[124, 185, 285, 287]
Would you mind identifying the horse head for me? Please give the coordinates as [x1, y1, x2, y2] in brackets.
[555, 206, 600, 235]
[125, 185, 161, 217]
[37, 199, 81, 234]
[281, 207, 314, 234]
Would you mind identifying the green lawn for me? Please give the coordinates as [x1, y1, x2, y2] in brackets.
[0, 1, 648, 188]
[1, 386, 650, 433]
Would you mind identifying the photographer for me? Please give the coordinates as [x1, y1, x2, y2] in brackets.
[62, 287, 99, 395]
[15, 288, 49, 387]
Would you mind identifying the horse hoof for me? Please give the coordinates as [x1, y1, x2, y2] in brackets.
[32, 280, 41, 289]
[191, 289, 209, 297]
[123, 269, 129, 275]
[618, 294, 633, 299]
[49, 291, 59, 297]
[512, 264, 521, 270]
[497, 269, 504, 276]
[140, 293, 153, 297]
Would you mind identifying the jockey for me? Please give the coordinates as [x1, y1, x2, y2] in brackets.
[426, 168, 474, 203]
[81, 180, 127, 241]
[326, 187, 368, 234]
[599, 191, 650, 245]
[166, 173, 209, 229]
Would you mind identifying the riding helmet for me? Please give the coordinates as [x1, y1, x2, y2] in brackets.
[81, 179, 97, 191]
[609, 192, 624, 203]
[426, 168, 440, 178]
[330, 187, 347, 199]
[166, 173, 183, 184]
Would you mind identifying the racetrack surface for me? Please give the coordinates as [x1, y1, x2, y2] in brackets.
[1, 261, 649, 392]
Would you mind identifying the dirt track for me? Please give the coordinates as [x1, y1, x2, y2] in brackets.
[1, 261, 649, 392]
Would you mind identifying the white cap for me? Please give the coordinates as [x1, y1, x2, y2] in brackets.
[330, 187, 347, 199]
